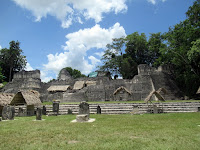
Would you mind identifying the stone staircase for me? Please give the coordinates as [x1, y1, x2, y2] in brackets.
[44, 102, 200, 115]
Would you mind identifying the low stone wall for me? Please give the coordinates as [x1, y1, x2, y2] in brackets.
[44, 102, 200, 115]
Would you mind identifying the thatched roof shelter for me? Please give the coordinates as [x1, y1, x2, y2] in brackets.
[197, 87, 200, 94]
[0, 93, 15, 106]
[10, 90, 41, 106]
[144, 88, 167, 103]
[47, 85, 71, 92]
[113, 86, 131, 95]
[73, 81, 85, 90]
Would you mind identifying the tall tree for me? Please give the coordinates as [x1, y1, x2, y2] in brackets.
[0, 41, 27, 82]
[99, 37, 126, 77]
[125, 32, 150, 64]
[148, 32, 167, 67]
[156, 0, 200, 96]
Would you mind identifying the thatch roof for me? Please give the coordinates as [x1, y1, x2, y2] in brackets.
[47, 85, 71, 92]
[0, 93, 15, 106]
[197, 87, 200, 94]
[113, 86, 131, 95]
[144, 88, 166, 103]
[10, 90, 41, 106]
[85, 81, 97, 87]
[73, 81, 85, 90]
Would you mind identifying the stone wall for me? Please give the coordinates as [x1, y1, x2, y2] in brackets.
[13, 70, 40, 80]
[0, 64, 183, 102]
[86, 85, 106, 101]
[1, 70, 41, 94]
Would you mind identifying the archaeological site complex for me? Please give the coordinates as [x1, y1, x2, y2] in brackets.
[0, 64, 183, 103]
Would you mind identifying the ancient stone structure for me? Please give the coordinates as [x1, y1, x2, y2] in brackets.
[75, 101, 90, 122]
[2, 106, 15, 120]
[1, 64, 183, 102]
[18, 107, 26, 117]
[36, 107, 42, 120]
[79, 101, 90, 116]
[2, 70, 41, 93]
[76, 114, 89, 122]
[58, 68, 72, 80]
[53, 101, 60, 115]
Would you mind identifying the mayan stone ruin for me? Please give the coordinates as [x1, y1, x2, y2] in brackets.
[0, 64, 183, 103]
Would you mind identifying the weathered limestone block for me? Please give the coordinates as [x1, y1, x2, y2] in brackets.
[79, 101, 90, 116]
[53, 101, 60, 114]
[2, 106, 15, 120]
[76, 114, 89, 122]
[18, 107, 26, 117]
[36, 107, 42, 120]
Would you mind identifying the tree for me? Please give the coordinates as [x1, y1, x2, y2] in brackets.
[125, 32, 151, 64]
[0, 41, 27, 82]
[155, 0, 200, 96]
[99, 37, 126, 77]
[58, 67, 86, 79]
[148, 32, 167, 67]
[186, 0, 200, 27]
[0, 67, 5, 83]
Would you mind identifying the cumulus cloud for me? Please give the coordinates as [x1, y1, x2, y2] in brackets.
[43, 22, 126, 77]
[12, 0, 127, 28]
[0, 45, 2, 50]
[25, 63, 34, 71]
[41, 71, 53, 83]
[147, 0, 167, 5]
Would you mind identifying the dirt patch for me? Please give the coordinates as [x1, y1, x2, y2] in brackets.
[130, 136, 140, 139]
[68, 140, 79, 144]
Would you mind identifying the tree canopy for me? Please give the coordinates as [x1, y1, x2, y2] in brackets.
[0, 41, 27, 82]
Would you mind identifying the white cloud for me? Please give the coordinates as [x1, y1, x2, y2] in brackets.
[0, 45, 2, 50]
[40, 71, 53, 83]
[95, 52, 105, 57]
[43, 22, 126, 78]
[88, 56, 101, 66]
[147, 0, 166, 5]
[12, 0, 127, 28]
[25, 63, 34, 71]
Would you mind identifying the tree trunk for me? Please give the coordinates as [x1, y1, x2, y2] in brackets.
[9, 66, 12, 82]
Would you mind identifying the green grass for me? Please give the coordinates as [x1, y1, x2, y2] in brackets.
[42, 100, 200, 105]
[1, 113, 200, 150]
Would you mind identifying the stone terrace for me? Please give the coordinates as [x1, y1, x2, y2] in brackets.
[44, 102, 200, 115]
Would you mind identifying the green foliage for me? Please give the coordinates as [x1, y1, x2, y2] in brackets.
[99, 37, 126, 77]
[0, 41, 27, 82]
[186, 0, 200, 27]
[187, 39, 200, 66]
[125, 32, 150, 64]
[158, 0, 200, 96]
[0, 113, 200, 149]
[59, 67, 86, 79]
[0, 67, 5, 82]
[99, 33, 163, 78]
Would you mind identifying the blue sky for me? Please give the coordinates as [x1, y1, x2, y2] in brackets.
[0, 0, 196, 82]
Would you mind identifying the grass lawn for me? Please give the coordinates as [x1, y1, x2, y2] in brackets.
[0, 113, 200, 150]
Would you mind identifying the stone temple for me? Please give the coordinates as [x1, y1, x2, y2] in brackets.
[1, 64, 182, 102]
